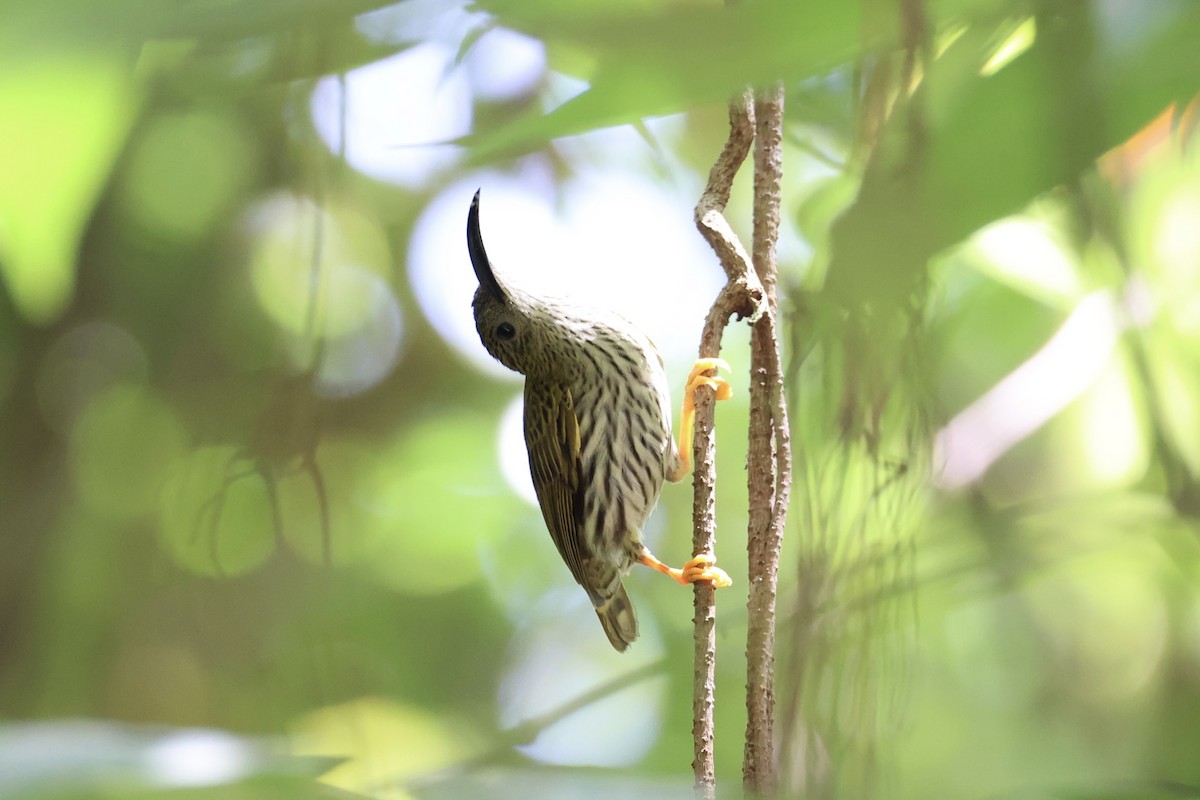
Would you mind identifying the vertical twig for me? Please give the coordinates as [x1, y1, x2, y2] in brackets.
[691, 91, 766, 797]
[690, 403, 719, 799]
[744, 82, 791, 796]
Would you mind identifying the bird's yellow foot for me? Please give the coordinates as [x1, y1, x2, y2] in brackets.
[680, 553, 733, 587]
[685, 358, 733, 402]
[638, 549, 733, 588]
[669, 358, 733, 482]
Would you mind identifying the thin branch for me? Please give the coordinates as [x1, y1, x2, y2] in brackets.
[386, 660, 668, 794]
[690, 89, 764, 798]
[695, 92, 767, 323]
[744, 82, 791, 797]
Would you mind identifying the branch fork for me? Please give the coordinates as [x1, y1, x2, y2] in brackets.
[689, 84, 791, 797]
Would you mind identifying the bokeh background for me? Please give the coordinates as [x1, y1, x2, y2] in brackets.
[3, 0, 1200, 798]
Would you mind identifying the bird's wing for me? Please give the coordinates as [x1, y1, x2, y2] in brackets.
[524, 380, 589, 588]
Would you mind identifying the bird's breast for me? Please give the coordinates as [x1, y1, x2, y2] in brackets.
[570, 350, 675, 565]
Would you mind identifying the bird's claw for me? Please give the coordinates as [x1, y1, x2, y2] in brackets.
[680, 553, 732, 588]
[638, 548, 732, 588]
[686, 359, 733, 401]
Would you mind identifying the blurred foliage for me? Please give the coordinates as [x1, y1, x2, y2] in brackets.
[2, 0, 1200, 799]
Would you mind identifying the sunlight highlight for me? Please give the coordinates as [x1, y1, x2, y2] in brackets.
[292, 697, 472, 796]
[143, 730, 253, 788]
[969, 216, 1082, 307]
[310, 44, 471, 187]
[980, 17, 1036, 77]
[934, 290, 1122, 489]
[1153, 186, 1200, 334]
[498, 604, 665, 767]
[1077, 362, 1147, 486]
[500, 394, 539, 506]
[243, 192, 403, 396]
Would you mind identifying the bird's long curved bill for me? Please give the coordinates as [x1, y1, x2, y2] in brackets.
[468, 190, 507, 302]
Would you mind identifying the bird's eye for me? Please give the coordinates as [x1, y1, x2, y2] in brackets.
[497, 322, 516, 340]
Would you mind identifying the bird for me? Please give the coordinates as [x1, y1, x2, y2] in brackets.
[466, 189, 732, 651]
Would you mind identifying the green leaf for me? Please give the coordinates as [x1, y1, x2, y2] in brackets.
[826, 4, 1200, 308]
[460, 0, 866, 159]
[0, 49, 138, 323]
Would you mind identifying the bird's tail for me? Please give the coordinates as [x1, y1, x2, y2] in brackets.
[594, 583, 638, 652]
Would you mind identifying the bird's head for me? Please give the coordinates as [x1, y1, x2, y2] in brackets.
[468, 190, 635, 382]
[467, 190, 541, 376]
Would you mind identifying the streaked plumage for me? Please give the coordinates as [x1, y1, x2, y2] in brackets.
[467, 190, 683, 651]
